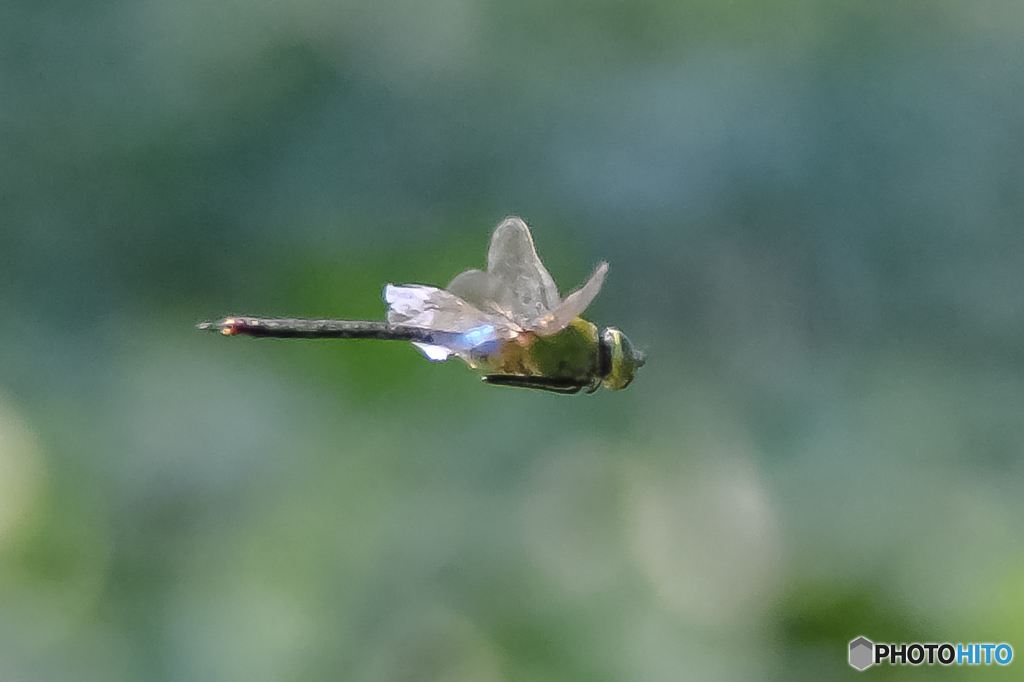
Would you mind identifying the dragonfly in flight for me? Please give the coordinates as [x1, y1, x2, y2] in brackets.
[198, 217, 644, 393]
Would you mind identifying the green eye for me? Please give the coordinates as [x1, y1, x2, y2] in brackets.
[601, 327, 645, 390]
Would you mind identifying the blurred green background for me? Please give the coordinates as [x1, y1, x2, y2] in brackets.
[2, 0, 1024, 680]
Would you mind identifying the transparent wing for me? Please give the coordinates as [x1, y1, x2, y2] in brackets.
[452, 218, 608, 337]
[384, 283, 518, 362]
[446, 268, 516, 319]
[548, 261, 608, 333]
[485, 217, 561, 326]
[384, 283, 514, 333]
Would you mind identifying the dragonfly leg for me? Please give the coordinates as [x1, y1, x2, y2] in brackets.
[482, 374, 588, 394]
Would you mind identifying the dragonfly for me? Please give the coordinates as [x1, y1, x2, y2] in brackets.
[198, 217, 644, 394]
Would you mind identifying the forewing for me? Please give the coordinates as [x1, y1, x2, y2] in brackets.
[546, 261, 609, 334]
[446, 268, 517, 319]
[486, 217, 561, 325]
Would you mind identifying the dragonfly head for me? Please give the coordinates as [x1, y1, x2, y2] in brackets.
[600, 327, 645, 390]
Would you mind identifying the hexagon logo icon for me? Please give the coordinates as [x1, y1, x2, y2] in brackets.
[849, 637, 874, 670]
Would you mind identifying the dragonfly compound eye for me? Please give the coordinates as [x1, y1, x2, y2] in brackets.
[601, 327, 644, 391]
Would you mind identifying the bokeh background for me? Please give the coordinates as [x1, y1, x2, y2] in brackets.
[3, 1, 1024, 680]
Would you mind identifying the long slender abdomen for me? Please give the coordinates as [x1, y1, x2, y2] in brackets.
[197, 317, 442, 343]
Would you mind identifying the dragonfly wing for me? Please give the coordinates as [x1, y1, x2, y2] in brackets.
[446, 268, 517, 319]
[411, 342, 453, 362]
[384, 283, 517, 361]
[486, 217, 562, 325]
[385, 283, 499, 332]
[546, 261, 609, 334]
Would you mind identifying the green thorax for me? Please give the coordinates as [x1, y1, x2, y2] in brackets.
[487, 318, 600, 382]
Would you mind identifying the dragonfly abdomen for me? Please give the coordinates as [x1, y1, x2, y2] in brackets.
[197, 317, 448, 344]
